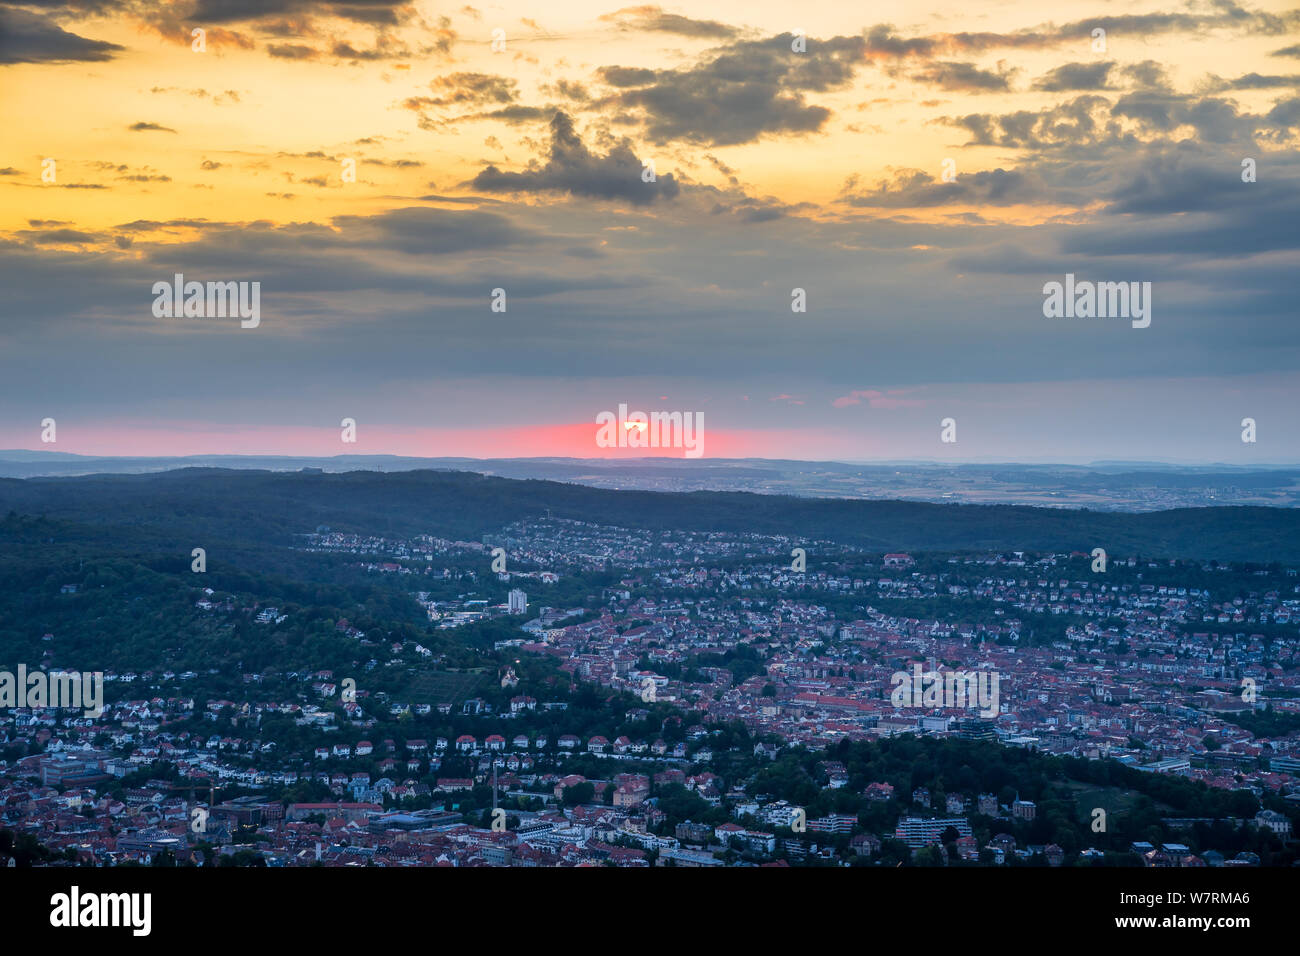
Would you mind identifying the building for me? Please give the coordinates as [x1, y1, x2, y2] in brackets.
[893, 816, 972, 848]
[1255, 810, 1292, 838]
[675, 821, 713, 844]
[659, 847, 724, 867]
[807, 813, 856, 835]
[116, 830, 188, 863]
[1270, 755, 1300, 774]
[508, 589, 527, 615]
[285, 802, 381, 823]
[1012, 799, 1037, 821]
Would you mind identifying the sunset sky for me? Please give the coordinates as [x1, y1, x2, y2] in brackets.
[2, 0, 1299, 461]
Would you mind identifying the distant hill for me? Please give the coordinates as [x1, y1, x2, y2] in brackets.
[0, 467, 1296, 562]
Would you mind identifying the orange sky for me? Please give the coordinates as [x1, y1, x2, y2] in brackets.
[3, 1, 1299, 462]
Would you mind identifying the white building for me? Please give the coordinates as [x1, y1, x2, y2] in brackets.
[508, 589, 527, 615]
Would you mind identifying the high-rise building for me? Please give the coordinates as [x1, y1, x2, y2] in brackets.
[893, 816, 972, 848]
[508, 589, 527, 615]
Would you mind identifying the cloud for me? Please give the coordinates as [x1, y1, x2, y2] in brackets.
[831, 389, 925, 409]
[129, 122, 178, 133]
[0, 8, 123, 64]
[910, 60, 1016, 92]
[188, 0, 410, 24]
[946, 87, 1279, 150]
[948, 95, 1122, 149]
[424, 72, 518, 106]
[1200, 72, 1300, 91]
[840, 167, 1064, 208]
[16, 228, 103, 245]
[598, 6, 739, 39]
[598, 33, 866, 145]
[1032, 61, 1115, 92]
[470, 111, 679, 205]
[328, 205, 543, 255]
[1111, 90, 1256, 143]
[267, 43, 319, 59]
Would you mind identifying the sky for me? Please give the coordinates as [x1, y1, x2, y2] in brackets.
[2, 0, 1299, 462]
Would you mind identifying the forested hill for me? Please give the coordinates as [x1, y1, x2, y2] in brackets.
[0, 467, 1296, 562]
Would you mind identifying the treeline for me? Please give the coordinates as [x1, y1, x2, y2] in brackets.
[3, 468, 1299, 561]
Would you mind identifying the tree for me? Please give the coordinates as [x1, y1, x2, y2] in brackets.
[563, 782, 595, 806]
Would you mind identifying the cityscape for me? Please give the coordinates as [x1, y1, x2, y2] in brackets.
[2, 490, 1297, 871]
[2, 0, 1296, 937]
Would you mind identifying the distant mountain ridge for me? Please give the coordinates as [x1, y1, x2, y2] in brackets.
[0, 467, 1296, 563]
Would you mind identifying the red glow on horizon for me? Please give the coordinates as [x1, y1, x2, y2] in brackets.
[0, 420, 877, 461]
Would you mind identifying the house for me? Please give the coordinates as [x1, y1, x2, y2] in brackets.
[1255, 810, 1291, 837]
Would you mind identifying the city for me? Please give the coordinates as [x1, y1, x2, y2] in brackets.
[3, 499, 1296, 870]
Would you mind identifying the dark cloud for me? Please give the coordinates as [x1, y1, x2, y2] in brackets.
[600, 33, 864, 145]
[544, 78, 590, 102]
[267, 43, 319, 59]
[470, 105, 549, 124]
[0, 8, 123, 64]
[409, 72, 517, 109]
[948, 87, 1276, 149]
[910, 60, 1015, 91]
[598, 66, 656, 87]
[470, 111, 679, 204]
[1100, 146, 1276, 215]
[187, 0, 408, 24]
[599, 6, 739, 39]
[1266, 95, 1300, 129]
[840, 167, 1059, 208]
[1121, 61, 1172, 90]
[331, 5, 400, 25]
[174, 1, 453, 61]
[329, 205, 543, 256]
[949, 95, 1123, 149]
[1033, 61, 1114, 92]
[1112, 91, 1253, 143]
[128, 122, 178, 133]
[856, 4, 1299, 64]
[1201, 72, 1300, 91]
[16, 228, 102, 244]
